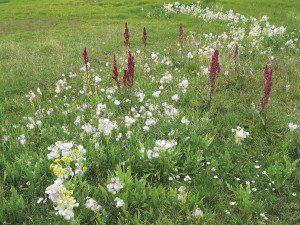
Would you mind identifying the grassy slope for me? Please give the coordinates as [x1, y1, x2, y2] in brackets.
[0, 0, 299, 224]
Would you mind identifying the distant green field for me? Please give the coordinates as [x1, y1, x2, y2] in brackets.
[0, 1, 299, 224]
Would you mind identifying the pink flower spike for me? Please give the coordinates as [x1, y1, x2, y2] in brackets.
[179, 24, 184, 47]
[83, 47, 89, 71]
[261, 64, 273, 111]
[124, 22, 130, 50]
[142, 27, 147, 53]
[112, 55, 120, 89]
[209, 49, 221, 103]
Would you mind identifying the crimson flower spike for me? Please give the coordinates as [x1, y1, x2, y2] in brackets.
[112, 55, 120, 89]
[233, 43, 239, 68]
[179, 24, 184, 47]
[123, 70, 128, 87]
[261, 64, 273, 111]
[127, 51, 135, 87]
[142, 27, 147, 53]
[209, 49, 221, 104]
[124, 22, 130, 50]
[83, 47, 89, 72]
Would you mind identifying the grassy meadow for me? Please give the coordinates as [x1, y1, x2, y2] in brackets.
[0, 0, 299, 224]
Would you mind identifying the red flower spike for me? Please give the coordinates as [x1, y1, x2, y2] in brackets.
[127, 51, 135, 87]
[209, 49, 221, 101]
[261, 64, 273, 110]
[83, 47, 89, 71]
[112, 55, 120, 89]
[179, 24, 184, 47]
[124, 22, 130, 49]
[142, 27, 147, 53]
[123, 70, 128, 87]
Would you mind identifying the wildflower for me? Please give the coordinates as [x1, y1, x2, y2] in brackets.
[193, 208, 203, 218]
[179, 24, 184, 48]
[142, 27, 147, 53]
[125, 116, 135, 127]
[209, 49, 221, 103]
[114, 197, 125, 208]
[179, 79, 189, 88]
[181, 116, 190, 125]
[178, 186, 187, 203]
[124, 22, 130, 49]
[123, 52, 135, 88]
[85, 197, 102, 212]
[45, 179, 79, 221]
[172, 94, 179, 101]
[288, 123, 299, 131]
[184, 175, 192, 183]
[112, 55, 120, 89]
[261, 64, 273, 111]
[114, 99, 121, 106]
[152, 91, 161, 98]
[231, 126, 250, 144]
[83, 47, 89, 72]
[98, 118, 118, 136]
[187, 52, 193, 59]
[17, 134, 26, 145]
[107, 177, 123, 194]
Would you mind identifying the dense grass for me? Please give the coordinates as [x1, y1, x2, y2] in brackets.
[0, 0, 299, 224]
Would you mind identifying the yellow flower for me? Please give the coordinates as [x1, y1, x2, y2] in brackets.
[54, 158, 61, 163]
[72, 148, 80, 154]
[61, 156, 72, 162]
[53, 166, 63, 176]
[49, 163, 54, 170]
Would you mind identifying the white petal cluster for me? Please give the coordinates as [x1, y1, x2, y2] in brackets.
[107, 177, 124, 194]
[85, 197, 102, 212]
[45, 179, 79, 220]
[45, 142, 86, 221]
[98, 118, 118, 136]
[177, 186, 187, 203]
[142, 139, 177, 159]
[231, 126, 250, 144]
[288, 123, 299, 132]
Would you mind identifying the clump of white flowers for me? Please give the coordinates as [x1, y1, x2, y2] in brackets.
[231, 126, 250, 144]
[45, 141, 87, 221]
[141, 139, 178, 159]
[85, 197, 102, 212]
[107, 177, 124, 194]
[45, 179, 79, 220]
[288, 123, 299, 132]
[193, 207, 204, 218]
[98, 117, 118, 136]
[177, 186, 187, 203]
[114, 197, 125, 208]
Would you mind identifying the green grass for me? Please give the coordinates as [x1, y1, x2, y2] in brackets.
[0, 0, 299, 224]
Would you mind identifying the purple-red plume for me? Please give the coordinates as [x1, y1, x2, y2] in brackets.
[127, 51, 135, 87]
[122, 52, 135, 88]
[112, 55, 120, 89]
[261, 64, 273, 111]
[179, 24, 184, 47]
[209, 49, 221, 102]
[83, 47, 89, 71]
[142, 27, 147, 53]
[124, 22, 130, 49]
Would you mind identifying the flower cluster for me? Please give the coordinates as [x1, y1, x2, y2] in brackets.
[141, 139, 177, 159]
[46, 141, 86, 220]
[261, 64, 273, 111]
[231, 126, 250, 144]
